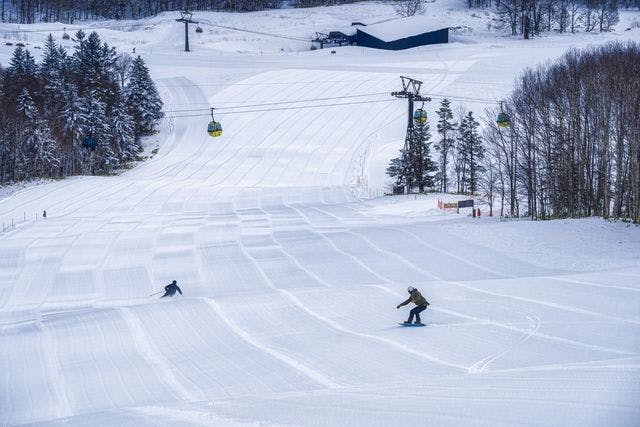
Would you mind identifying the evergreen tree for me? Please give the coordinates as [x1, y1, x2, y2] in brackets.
[110, 97, 137, 161]
[457, 111, 485, 194]
[18, 90, 60, 178]
[387, 116, 437, 194]
[409, 117, 437, 192]
[14, 88, 38, 180]
[39, 34, 69, 143]
[17, 88, 37, 119]
[435, 98, 456, 193]
[4, 47, 38, 107]
[80, 91, 116, 174]
[73, 31, 118, 101]
[8, 47, 38, 83]
[125, 56, 163, 138]
[59, 83, 87, 175]
[387, 148, 410, 194]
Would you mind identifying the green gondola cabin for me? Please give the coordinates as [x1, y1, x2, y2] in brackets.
[414, 109, 427, 123]
[82, 137, 97, 150]
[496, 112, 511, 127]
[207, 121, 222, 137]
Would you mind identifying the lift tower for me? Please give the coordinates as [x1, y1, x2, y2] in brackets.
[176, 10, 198, 52]
[391, 76, 431, 193]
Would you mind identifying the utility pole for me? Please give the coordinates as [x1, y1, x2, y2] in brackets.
[391, 76, 431, 193]
[176, 10, 198, 52]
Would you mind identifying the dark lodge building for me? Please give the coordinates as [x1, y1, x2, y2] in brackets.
[354, 16, 449, 50]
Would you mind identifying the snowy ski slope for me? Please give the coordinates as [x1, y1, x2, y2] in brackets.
[1, 2, 640, 425]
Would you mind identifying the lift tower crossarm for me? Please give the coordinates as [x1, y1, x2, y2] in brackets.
[391, 76, 431, 130]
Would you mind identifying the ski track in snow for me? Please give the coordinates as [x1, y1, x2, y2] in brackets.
[119, 307, 200, 402]
[203, 298, 339, 389]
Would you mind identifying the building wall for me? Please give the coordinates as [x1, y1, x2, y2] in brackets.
[356, 28, 448, 50]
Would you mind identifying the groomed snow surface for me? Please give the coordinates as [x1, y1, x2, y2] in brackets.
[1, 1, 640, 425]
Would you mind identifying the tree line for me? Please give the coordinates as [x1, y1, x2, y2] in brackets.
[469, 0, 638, 38]
[0, 31, 163, 183]
[0, 0, 367, 22]
[388, 42, 639, 223]
[483, 41, 639, 222]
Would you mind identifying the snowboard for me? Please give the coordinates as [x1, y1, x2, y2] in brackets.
[399, 322, 425, 327]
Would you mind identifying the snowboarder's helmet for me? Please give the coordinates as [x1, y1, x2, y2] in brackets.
[172, 280, 177, 285]
[407, 286, 415, 293]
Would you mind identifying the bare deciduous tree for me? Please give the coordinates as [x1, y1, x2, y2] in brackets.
[483, 41, 640, 222]
[393, 0, 426, 17]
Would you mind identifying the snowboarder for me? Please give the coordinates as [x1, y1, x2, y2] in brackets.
[396, 286, 429, 325]
[161, 280, 182, 298]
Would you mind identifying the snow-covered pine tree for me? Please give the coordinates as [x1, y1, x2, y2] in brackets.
[109, 96, 137, 161]
[435, 98, 456, 193]
[18, 89, 60, 178]
[0, 47, 38, 181]
[386, 116, 437, 194]
[7, 47, 38, 91]
[409, 115, 437, 193]
[17, 88, 37, 119]
[15, 88, 38, 180]
[72, 31, 119, 109]
[386, 148, 410, 194]
[456, 111, 485, 194]
[125, 56, 164, 138]
[39, 35, 67, 109]
[59, 83, 87, 175]
[80, 91, 117, 175]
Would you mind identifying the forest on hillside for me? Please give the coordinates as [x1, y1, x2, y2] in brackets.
[1, 0, 355, 21]
[1, 0, 636, 26]
[0, 31, 163, 182]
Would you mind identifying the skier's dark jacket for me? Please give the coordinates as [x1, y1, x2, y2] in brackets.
[163, 282, 182, 296]
[398, 289, 429, 307]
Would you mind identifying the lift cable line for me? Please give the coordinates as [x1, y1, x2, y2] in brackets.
[166, 92, 393, 114]
[0, 17, 188, 38]
[197, 18, 311, 42]
[165, 98, 399, 120]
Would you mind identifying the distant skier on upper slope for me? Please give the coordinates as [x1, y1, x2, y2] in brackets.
[397, 286, 429, 325]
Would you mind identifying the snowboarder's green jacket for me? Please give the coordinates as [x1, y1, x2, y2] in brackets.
[398, 289, 429, 307]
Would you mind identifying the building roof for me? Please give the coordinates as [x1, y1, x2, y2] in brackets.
[357, 15, 449, 42]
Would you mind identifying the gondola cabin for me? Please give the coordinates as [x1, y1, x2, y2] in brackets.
[195, 25, 203, 33]
[207, 121, 222, 137]
[496, 112, 511, 128]
[82, 137, 97, 150]
[413, 109, 427, 123]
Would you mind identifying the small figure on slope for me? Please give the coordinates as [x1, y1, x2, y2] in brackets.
[162, 280, 183, 298]
[397, 286, 429, 325]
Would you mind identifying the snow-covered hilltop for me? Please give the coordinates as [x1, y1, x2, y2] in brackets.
[1, 2, 639, 426]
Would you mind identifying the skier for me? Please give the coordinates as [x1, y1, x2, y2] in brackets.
[396, 286, 429, 325]
[161, 280, 182, 298]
